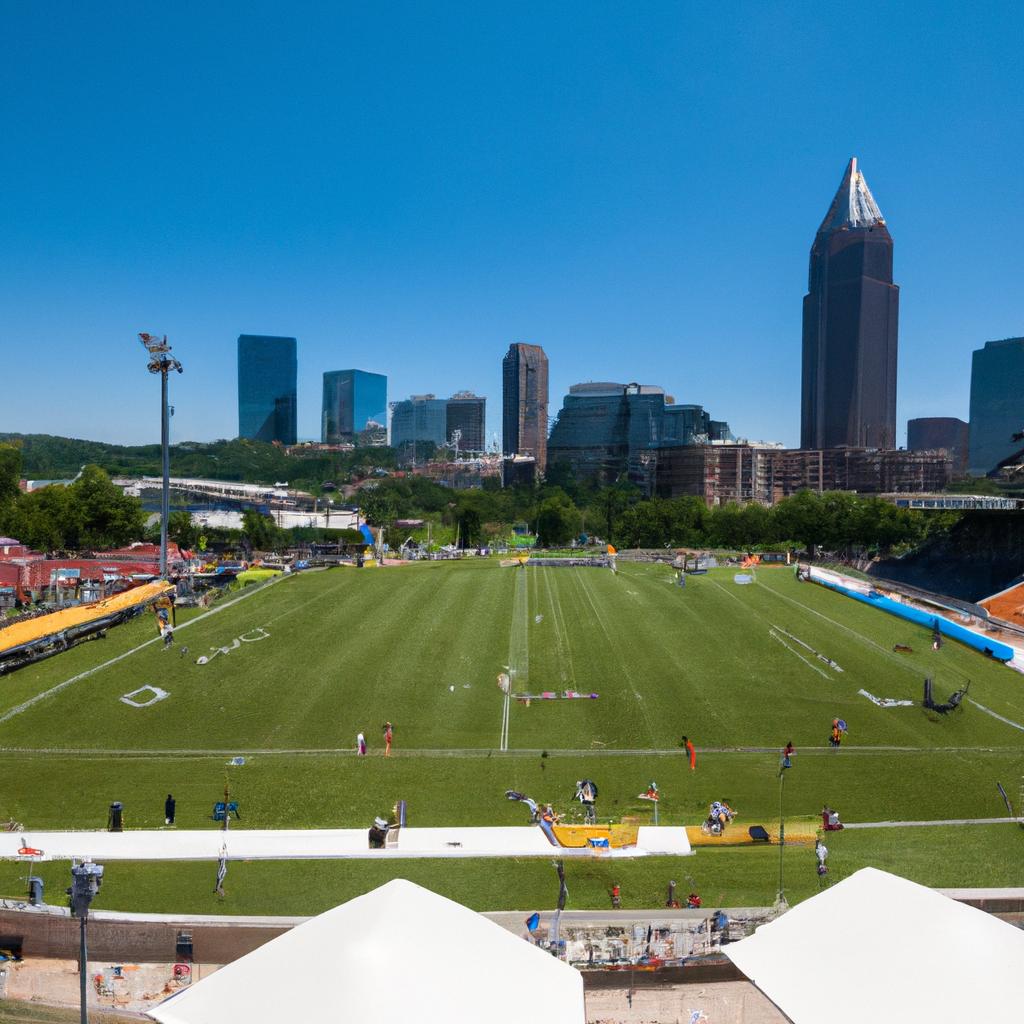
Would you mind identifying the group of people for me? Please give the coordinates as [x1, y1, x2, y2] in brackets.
[355, 721, 394, 757]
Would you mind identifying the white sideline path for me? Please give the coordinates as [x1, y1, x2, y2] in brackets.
[0, 825, 692, 862]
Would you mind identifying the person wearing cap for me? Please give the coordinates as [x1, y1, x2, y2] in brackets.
[368, 816, 389, 849]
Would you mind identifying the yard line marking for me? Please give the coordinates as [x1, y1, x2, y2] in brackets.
[966, 698, 1024, 732]
[0, 572, 298, 727]
[844, 817, 1019, 829]
[768, 629, 830, 679]
[502, 567, 529, 750]
[1, 744, 1019, 758]
[570, 569, 658, 746]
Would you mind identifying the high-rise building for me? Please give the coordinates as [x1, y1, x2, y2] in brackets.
[237, 335, 297, 445]
[445, 392, 486, 452]
[968, 337, 1024, 475]
[502, 344, 549, 470]
[390, 395, 449, 457]
[321, 370, 388, 445]
[907, 417, 969, 475]
[801, 158, 899, 450]
[546, 382, 733, 485]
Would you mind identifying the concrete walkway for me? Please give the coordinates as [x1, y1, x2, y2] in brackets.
[0, 824, 692, 862]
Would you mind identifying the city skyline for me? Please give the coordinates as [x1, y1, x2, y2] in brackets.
[1, 6, 1021, 449]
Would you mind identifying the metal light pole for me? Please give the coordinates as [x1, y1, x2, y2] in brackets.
[138, 334, 183, 578]
[69, 859, 104, 1024]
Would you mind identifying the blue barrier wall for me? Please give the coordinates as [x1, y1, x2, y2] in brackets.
[812, 575, 1014, 662]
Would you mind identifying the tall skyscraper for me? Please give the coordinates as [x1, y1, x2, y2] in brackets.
[502, 343, 549, 470]
[801, 158, 899, 450]
[322, 370, 387, 445]
[445, 392, 486, 452]
[237, 335, 297, 445]
[968, 337, 1024, 475]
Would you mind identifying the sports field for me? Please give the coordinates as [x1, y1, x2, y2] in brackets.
[1, 560, 1022, 913]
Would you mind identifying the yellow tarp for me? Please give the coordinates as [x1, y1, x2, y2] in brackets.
[685, 821, 817, 847]
[551, 823, 640, 849]
[0, 581, 174, 656]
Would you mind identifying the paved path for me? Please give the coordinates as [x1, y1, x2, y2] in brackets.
[0, 825, 692, 862]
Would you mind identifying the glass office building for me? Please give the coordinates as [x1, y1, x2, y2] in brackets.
[390, 395, 449, 457]
[237, 335, 297, 445]
[968, 337, 1024, 475]
[547, 382, 733, 483]
[322, 370, 388, 444]
[445, 392, 486, 452]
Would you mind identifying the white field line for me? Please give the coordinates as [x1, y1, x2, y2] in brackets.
[571, 568, 658, 746]
[0, 744, 1019, 758]
[770, 624, 843, 672]
[844, 817, 1019, 829]
[540, 565, 571, 684]
[966, 698, 1024, 732]
[502, 568, 529, 750]
[767, 629, 830, 679]
[0, 573, 297, 726]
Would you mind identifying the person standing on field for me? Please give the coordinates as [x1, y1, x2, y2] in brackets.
[164, 794, 176, 826]
[383, 721, 393, 758]
[357, 732, 367, 756]
[682, 735, 696, 771]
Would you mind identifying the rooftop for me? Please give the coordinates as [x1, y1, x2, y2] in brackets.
[818, 157, 885, 232]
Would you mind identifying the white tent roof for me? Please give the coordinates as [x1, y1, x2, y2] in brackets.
[148, 878, 584, 1024]
[725, 867, 1024, 1024]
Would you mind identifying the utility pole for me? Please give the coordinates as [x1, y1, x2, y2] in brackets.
[138, 334, 183, 578]
[777, 768, 787, 908]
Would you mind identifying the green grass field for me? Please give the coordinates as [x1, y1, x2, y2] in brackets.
[1, 560, 1022, 914]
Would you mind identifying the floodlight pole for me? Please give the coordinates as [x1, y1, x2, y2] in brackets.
[138, 334, 183, 579]
[69, 859, 104, 1024]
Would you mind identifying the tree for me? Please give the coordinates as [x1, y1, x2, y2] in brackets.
[241, 510, 286, 552]
[535, 493, 582, 547]
[167, 510, 199, 551]
[359, 490, 397, 527]
[69, 465, 146, 550]
[0, 442, 22, 508]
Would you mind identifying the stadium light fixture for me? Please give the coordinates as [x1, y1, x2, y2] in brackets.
[69, 858, 104, 1024]
[138, 333, 183, 578]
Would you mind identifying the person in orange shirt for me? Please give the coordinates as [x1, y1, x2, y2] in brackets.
[682, 735, 696, 771]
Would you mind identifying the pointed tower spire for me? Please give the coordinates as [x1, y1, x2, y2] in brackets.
[817, 157, 885, 233]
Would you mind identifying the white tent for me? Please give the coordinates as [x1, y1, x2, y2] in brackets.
[725, 867, 1024, 1024]
[148, 878, 584, 1024]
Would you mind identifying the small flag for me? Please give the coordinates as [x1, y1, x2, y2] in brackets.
[525, 912, 540, 932]
[607, 544, 617, 555]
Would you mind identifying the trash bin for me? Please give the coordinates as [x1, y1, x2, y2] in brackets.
[27, 876, 44, 906]
[108, 801, 123, 832]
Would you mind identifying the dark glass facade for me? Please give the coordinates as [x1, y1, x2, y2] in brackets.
[907, 417, 969, 475]
[547, 382, 733, 484]
[801, 159, 899, 449]
[390, 395, 449, 454]
[322, 370, 387, 444]
[445, 393, 486, 452]
[968, 338, 1024, 475]
[237, 335, 297, 445]
[502, 344, 549, 470]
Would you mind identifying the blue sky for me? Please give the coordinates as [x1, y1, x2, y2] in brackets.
[2, 2, 1021, 449]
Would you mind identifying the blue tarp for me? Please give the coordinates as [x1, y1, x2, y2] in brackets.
[359, 524, 375, 545]
[813, 576, 1014, 662]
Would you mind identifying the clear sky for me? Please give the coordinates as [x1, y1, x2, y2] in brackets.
[2, 2, 1021, 449]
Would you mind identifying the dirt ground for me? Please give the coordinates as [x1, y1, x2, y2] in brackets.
[981, 583, 1024, 625]
[585, 979, 787, 1023]
[0, 959, 217, 1016]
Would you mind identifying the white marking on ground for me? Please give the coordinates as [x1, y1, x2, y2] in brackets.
[570, 569, 658, 745]
[768, 629, 830, 679]
[967, 698, 1024, 732]
[0, 573, 295, 726]
[844, 817, 1019, 829]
